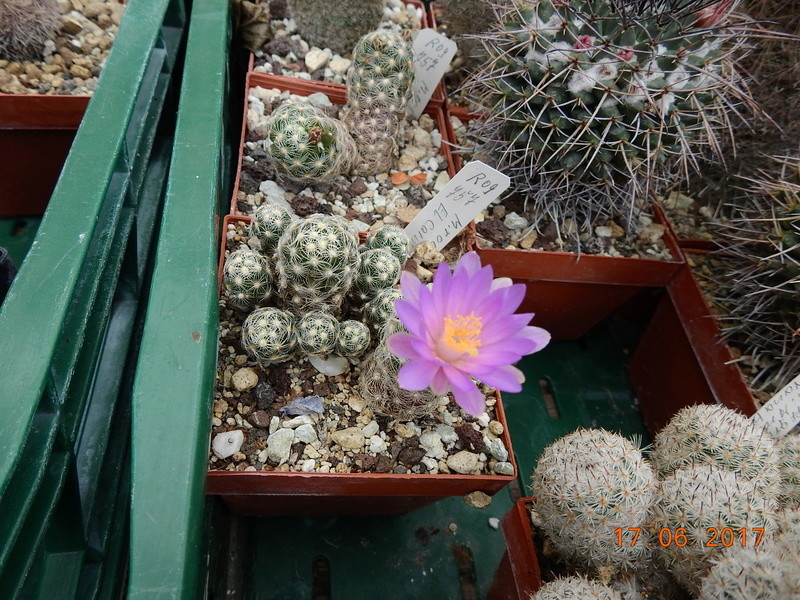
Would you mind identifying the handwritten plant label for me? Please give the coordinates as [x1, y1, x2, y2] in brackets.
[405, 160, 511, 250]
[409, 29, 457, 118]
[752, 372, 800, 437]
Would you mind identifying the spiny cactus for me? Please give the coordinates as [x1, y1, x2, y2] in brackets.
[530, 575, 624, 600]
[650, 404, 780, 495]
[275, 214, 361, 312]
[710, 154, 800, 393]
[462, 0, 756, 232]
[296, 311, 339, 356]
[363, 224, 410, 265]
[344, 30, 415, 176]
[263, 100, 356, 184]
[778, 434, 800, 508]
[349, 248, 401, 303]
[241, 306, 297, 365]
[285, 0, 383, 56]
[651, 465, 779, 593]
[0, 0, 60, 62]
[223, 247, 274, 310]
[250, 203, 293, 255]
[531, 428, 657, 571]
[335, 319, 371, 357]
[362, 287, 403, 326]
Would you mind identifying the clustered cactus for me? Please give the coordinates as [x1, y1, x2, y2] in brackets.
[250, 203, 294, 254]
[241, 306, 297, 365]
[363, 224, 411, 265]
[530, 576, 623, 600]
[349, 248, 402, 303]
[0, 0, 60, 62]
[285, 0, 384, 56]
[222, 247, 273, 310]
[463, 0, 755, 233]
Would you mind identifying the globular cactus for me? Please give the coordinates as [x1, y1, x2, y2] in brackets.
[241, 306, 297, 365]
[651, 465, 779, 593]
[223, 247, 274, 310]
[363, 224, 410, 265]
[275, 214, 361, 312]
[335, 319, 371, 357]
[463, 0, 755, 232]
[362, 287, 403, 325]
[0, 0, 60, 62]
[710, 155, 800, 393]
[263, 100, 356, 184]
[778, 434, 800, 508]
[531, 428, 657, 571]
[296, 311, 339, 356]
[285, 0, 383, 56]
[344, 30, 415, 176]
[349, 248, 401, 303]
[650, 404, 780, 495]
[250, 203, 293, 255]
[530, 576, 623, 600]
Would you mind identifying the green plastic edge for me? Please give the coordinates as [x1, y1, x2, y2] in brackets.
[127, 0, 230, 597]
[0, 0, 174, 496]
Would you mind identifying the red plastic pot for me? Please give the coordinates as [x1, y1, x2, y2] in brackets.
[487, 497, 542, 600]
[0, 94, 89, 216]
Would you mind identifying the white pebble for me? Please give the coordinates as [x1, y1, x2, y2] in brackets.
[212, 430, 244, 459]
[488, 518, 500, 530]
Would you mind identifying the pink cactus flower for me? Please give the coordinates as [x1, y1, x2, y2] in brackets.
[618, 47, 635, 61]
[574, 35, 594, 50]
[694, 0, 733, 28]
[387, 252, 551, 416]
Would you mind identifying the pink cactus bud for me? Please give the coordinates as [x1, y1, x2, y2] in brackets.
[694, 0, 733, 28]
[574, 35, 594, 50]
[618, 47, 635, 61]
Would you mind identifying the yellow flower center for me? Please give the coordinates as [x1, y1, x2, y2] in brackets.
[441, 313, 483, 358]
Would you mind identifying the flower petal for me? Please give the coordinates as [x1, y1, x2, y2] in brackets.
[394, 298, 424, 338]
[399, 270, 422, 304]
[520, 325, 551, 352]
[445, 368, 486, 416]
[430, 367, 451, 395]
[454, 251, 482, 278]
[397, 358, 437, 391]
[387, 332, 418, 359]
[475, 364, 525, 393]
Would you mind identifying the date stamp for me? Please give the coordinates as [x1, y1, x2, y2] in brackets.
[614, 527, 766, 548]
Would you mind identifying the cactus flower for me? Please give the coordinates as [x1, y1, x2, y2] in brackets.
[387, 252, 551, 416]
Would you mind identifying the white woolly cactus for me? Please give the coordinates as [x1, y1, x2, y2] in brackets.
[250, 203, 293, 255]
[778, 434, 800, 508]
[296, 311, 339, 356]
[335, 319, 371, 357]
[362, 287, 403, 326]
[531, 428, 657, 571]
[263, 100, 356, 184]
[651, 404, 780, 494]
[223, 247, 274, 310]
[0, 0, 60, 61]
[241, 307, 297, 365]
[651, 465, 780, 593]
[529, 575, 623, 600]
[350, 248, 401, 303]
[363, 224, 410, 265]
[275, 214, 361, 312]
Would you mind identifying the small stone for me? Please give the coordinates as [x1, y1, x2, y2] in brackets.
[70, 64, 92, 79]
[398, 154, 417, 171]
[248, 410, 271, 428]
[464, 490, 493, 509]
[266, 428, 295, 464]
[493, 461, 514, 476]
[640, 223, 666, 243]
[455, 424, 485, 452]
[519, 231, 538, 250]
[447, 451, 479, 474]
[394, 422, 416, 438]
[421, 456, 438, 473]
[282, 415, 313, 428]
[492, 205, 507, 219]
[301, 459, 316, 472]
[295, 423, 318, 443]
[61, 16, 84, 35]
[304, 47, 330, 71]
[609, 222, 625, 238]
[368, 435, 387, 454]
[436, 425, 458, 444]
[488, 517, 500, 530]
[596, 225, 614, 238]
[419, 431, 446, 459]
[328, 56, 351, 75]
[331, 427, 365, 450]
[347, 396, 365, 413]
[413, 128, 432, 147]
[433, 170, 450, 191]
[212, 430, 244, 459]
[391, 171, 409, 185]
[83, 2, 107, 18]
[476, 413, 491, 428]
[504, 212, 529, 231]
[362, 420, 380, 438]
[232, 367, 259, 391]
[306, 91, 332, 108]
[309, 354, 349, 376]
[269, 416, 280, 434]
[488, 420, 504, 436]
[304, 445, 321, 459]
[348, 177, 368, 196]
[396, 206, 421, 224]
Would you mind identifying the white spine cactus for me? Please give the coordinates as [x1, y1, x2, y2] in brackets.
[364, 224, 411, 265]
[223, 247, 274, 309]
[362, 287, 403, 325]
[0, 0, 60, 61]
[335, 319, 371, 358]
[531, 428, 657, 571]
[250, 203, 294, 255]
[778, 434, 800, 508]
[296, 311, 339, 356]
[530, 576, 624, 600]
[241, 307, 297, 365]
[350, 248, 401, 303]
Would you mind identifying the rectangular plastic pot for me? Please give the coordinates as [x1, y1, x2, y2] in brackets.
[486, 497, 541, 600]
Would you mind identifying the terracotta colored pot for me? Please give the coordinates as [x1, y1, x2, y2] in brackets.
[486, 497, 542, 600]
[230, 71, 456, 215]
[0, 94, 89, 216]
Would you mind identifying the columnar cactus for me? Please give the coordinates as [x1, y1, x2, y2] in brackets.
[650, 404, 780, 495]
[362, 287, 403, 325]
[241, 307, 297, 364]
[335, 319, 371, 357]
[344, 30, 415, 175]
[651, 465, 779, 593]
[530, 576, 623, 600]
[250, 203, 293, 255]
[223, 247, 274, 310]
[349, 248, 401, 303]
[275, 214, 361, 312]
[363, 224, 411, 264]
[531, 429, 657, 570]
[0, 0, 60, 61]
[263, 100, 356, 184]
[285, 0, 383, 56]
[463, 0, 755, 231]
[296, 311, 339, 356]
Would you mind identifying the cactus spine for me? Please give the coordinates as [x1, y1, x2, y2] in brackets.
[335, 319, 371, 357]
[296, 311, 339, 356]
[241, 307, 297, 365]
[350, 248, 402, 303]
[0, 0, 60, 61]
[286, 0, 384, 56]
[362, 287, 403, 326]
[250, 203, 294, 255]
[778, 434, 800, 508]
[363, 224, 411, 265]
[223, 247, 274, 310]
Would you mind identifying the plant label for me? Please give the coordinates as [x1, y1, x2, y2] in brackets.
[405, 160, 511, 251]
[753, 372, 800, 437]
[409, 29, 457, 118]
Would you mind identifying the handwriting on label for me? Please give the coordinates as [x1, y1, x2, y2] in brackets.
[753, 372, 800, 437]
[404, 161, 511, 251]
[409, 29, 457, 118]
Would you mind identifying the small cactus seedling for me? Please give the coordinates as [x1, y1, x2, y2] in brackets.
[263, 100, 356, 184]
[651, 465, 779, 593]
[363, 224, 411, 264]
[241, 307, 297, 365]
[362, 287, 403, 326]
[651, 404, 780, 495]
[335, 319, 371, 357]
[349, 248, 402, 303]
[0, 0, 60, 61]
[531, 428, 657, 571]
[285, 0, 383, 56]
[530, 576, 624, 600]
[296, 311, 339, 356]
[223, 247, 274, 309]
[250, 203, 293, 255]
